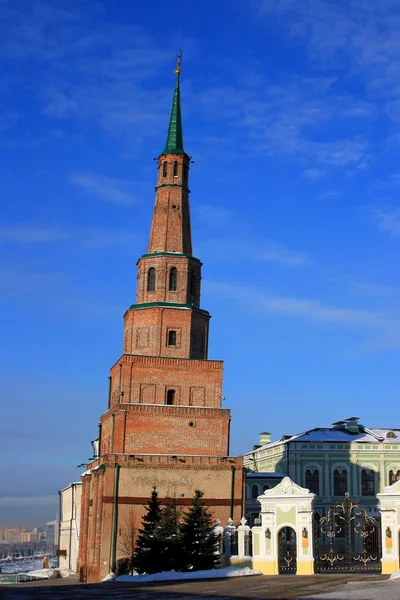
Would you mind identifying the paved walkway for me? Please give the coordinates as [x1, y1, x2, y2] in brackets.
[0, 573, 390, 600]
[298, 578, 399, 600]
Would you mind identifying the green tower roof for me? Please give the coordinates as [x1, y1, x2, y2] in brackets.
[161, 56, 185, 155]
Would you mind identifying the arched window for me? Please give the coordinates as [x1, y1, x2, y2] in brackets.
[147, 267, 156, 292]
[389, 469, 400, 485]
[166, 389, 175, 405]
[168, 330, 177, 346]
[263, 484, 270, 493]
[173, 161, 178, 177]
[361, 469, 375, 496]
[251, 485, 259, 499]
[163, 161, 168, 177]
[169, 267, 178, 291]
[305, 469, 320, 495]
[183, 164, 188, 184]
[333, 469, 347, 496]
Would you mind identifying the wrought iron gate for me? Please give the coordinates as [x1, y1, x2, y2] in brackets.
[279, 527, 297, 574]
[314, 493, 381, 573]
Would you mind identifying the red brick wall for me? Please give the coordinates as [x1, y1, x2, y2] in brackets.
[148, 154, 192, 255]
[108, 355, 223, 408]
[135, 256, 201, 307]
[81, 455, 244, 582]
[101, 404, 230, 456]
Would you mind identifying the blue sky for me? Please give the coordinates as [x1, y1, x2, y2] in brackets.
[1, 0, 400, 526]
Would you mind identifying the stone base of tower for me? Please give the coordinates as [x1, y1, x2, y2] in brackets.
[78, 453, 243, 582]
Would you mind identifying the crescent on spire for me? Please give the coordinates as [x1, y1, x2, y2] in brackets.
[175, 49, 182, 75]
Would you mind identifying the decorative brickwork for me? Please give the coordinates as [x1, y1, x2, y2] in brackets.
[78, 60, 243, 582]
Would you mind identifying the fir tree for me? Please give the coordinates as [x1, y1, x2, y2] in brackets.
[180, 489, 219, 571]
[133, 487, 162, 574]
[157, 497, 183, 572]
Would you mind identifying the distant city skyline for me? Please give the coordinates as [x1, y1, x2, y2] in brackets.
[2, 0, 400, 523]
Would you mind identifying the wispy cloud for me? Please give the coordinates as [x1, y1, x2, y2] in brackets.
[369, 206, 400, 237]
[0, 224, 142, 251]
[198, 236, 310, 267]
[259, 241, 311, 267]
[194, 205, 311, 268]
[205, 280, 400, 348]
[255, 0, 400, 112]
[0, 495, 58, 505]
[303, 167, 326, 180]
[69, 172, 137, 205]
[193, 76, 371, 171]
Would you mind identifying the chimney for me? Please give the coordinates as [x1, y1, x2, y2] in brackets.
[345, 417, 360, 434]
[259, 432, 271, 446]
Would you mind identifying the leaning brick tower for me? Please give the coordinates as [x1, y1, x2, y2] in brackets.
[78, 55, 243, 583]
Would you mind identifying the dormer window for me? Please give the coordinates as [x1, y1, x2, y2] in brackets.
[387, 431, 396, 439]
[163, 161, 168, 177]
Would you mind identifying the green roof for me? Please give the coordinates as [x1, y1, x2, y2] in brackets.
[161, 74, 184, 155]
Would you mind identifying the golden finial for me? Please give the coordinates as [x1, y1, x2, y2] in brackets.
[175, 49, 182, 76]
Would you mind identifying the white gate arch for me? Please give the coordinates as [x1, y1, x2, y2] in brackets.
[251, 476, 315, 575]
[377, 479, 400, 574]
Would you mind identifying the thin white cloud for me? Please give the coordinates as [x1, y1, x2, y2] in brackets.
[369, 206, 400, 236]
[255, 0, 400, 109]
[0, 496, 58, 506]
[303, 167, 326, 180]
[0, 225, 69, 243]
[42, 88, 78, 118]
[197, 236, 310, 268]
[258, 242, 311, 267]
[69, 172, 136, 205]
[0, 224, 141, 250]
[194, 78, 371, 170]
[205, 280, 400, 347]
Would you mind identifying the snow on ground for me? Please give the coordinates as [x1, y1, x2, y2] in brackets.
[25, 568, 59, 579]
[390, 569, 400, 580]
[0, 559, 43, 574]
[106, 566, 262, 583]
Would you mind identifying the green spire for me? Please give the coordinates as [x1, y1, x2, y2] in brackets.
[162, 53, 184, 155]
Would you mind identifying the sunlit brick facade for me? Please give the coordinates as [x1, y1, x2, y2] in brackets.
[77, 57, 243, 582]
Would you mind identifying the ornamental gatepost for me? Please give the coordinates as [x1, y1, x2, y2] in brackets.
[377, 479, 400, 575]
[251, 477, 315, 575]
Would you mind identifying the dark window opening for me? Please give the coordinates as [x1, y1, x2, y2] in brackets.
[173, 161, 178, 177]
[169, 267, 178, 291]
[168, 330, 177, 346]
[189, 271, 196, 295]
[251, 485, 259, 499]
[166, 389, 176, 405]
[305, 469, 320, 495]
[263, 484, 270, 492]
[163, 161, 168, 177]
[361, 469, 375, 496]
[147, 267, 156, 292]
[183, 164, 188, 184]
[333, 469, 347, 496]
[389, 469, 400, 485]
